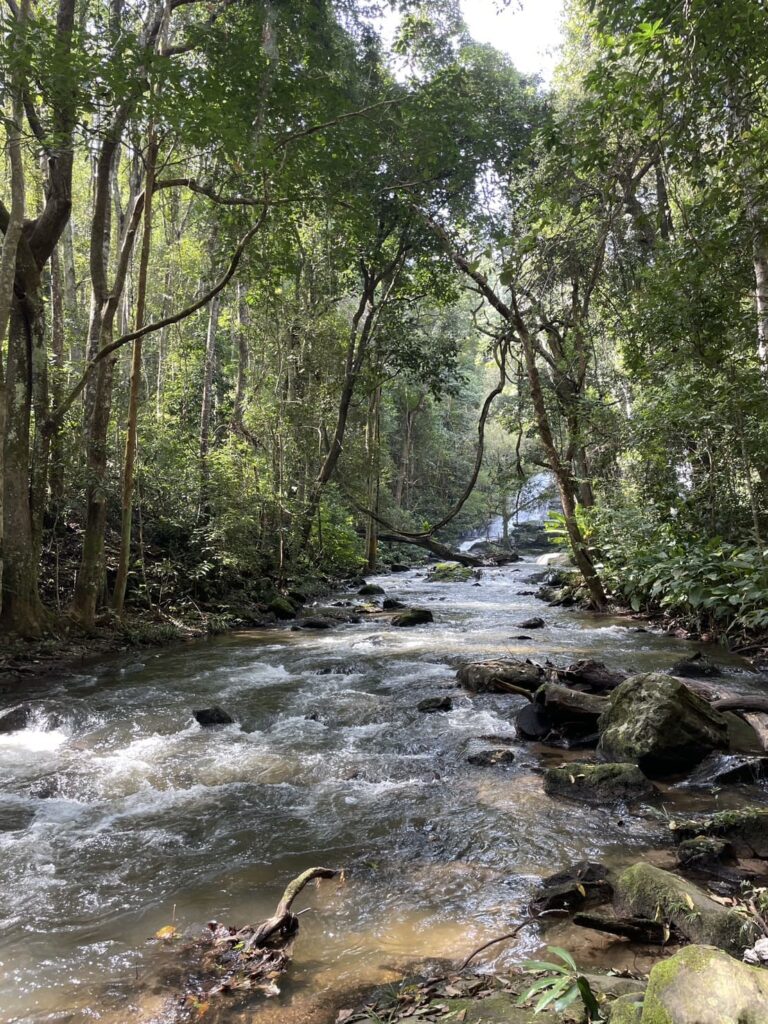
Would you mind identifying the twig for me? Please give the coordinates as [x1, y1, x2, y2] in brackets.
[458, 912, 561, 970]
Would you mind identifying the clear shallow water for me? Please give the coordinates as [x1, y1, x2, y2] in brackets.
[0, 562, 764, 1023]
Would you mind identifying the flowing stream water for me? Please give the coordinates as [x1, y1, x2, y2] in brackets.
[0, 561, 764, 1023]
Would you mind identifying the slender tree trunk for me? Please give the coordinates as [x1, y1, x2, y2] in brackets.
[199, 292, 221, 517]
[113, 136, 157, 615]
[49, 243, 66, 505]
[365, 384, 381, 570]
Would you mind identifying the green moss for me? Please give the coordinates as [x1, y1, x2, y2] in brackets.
[608, 993, 643, 1023]
[429, 561, 475, 582]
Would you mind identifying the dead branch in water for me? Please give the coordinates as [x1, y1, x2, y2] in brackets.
[177, 866, 340, 1008]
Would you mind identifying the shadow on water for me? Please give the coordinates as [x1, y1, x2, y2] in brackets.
[0, 561, 765, 1023]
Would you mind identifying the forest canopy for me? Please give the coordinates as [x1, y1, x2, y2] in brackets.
[1, 0, 767, 642]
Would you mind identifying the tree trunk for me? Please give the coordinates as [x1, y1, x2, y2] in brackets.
[365, 384, 381, 570]
[199, 292, 221, 517]
[113, 136, 157, 615]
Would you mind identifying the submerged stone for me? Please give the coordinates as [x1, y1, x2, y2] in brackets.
[417, 696, 452, 713]
[544, 762, 655, 803]
[358, 583, 385, 596]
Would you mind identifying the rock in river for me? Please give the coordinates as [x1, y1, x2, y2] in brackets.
[614, 862, 756, 953]
[194, 707, 234, 727]
[517, 616, 545, 629]
[427, 561, 475, 582]
[383, 597, 406, 610]
[0, 704, 34, 734]
[358, 583, 385, 596]
[457, 658, 544, 695]
[417, 696, 452, 713]
[392, 608, 433, 627]
[544, 762, 655, 803]
[671, 806, 768, 858]
[597, 673, 730, 776]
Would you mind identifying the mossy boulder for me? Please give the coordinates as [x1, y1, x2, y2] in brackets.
[428, 561, 475, 582]
[671, 806, 768, 858]
[641, 944, 768, 1023]
[391, 608, 433, 627]
[597, 673, 729, 776]
[614, 863, 756, 954]
[544, 762, 655, 803]
[268, 595, 297, 620]
[358, 583, 385, 596]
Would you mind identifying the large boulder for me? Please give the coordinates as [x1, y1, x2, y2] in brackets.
[614, 863, 756, 954]
[544, 762, 655, 804]
[457, 658, 544, 695]
[268, 595, 297, 620]
[597, 673, 729, 776]
[670, 806, 768, 858]
[428, 561, 475, 582]
[518, 683, 607, 748]
[358, 583, 385, 596]
[641, 945, 768, 1024]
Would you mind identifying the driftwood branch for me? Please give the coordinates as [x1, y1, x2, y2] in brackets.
[247, 866, 339, 949]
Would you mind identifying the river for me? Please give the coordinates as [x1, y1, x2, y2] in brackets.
[0, 560, 762, 1023]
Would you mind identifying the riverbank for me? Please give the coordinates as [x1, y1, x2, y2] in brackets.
[1, 561, 767, 1023]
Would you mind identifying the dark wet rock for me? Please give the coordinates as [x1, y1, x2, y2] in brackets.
[550, 659, 627, 694]
[466, 540, 520, 564]
[287, 589, 307, 606]
[417, 696, 453, 713]
[515, 702, 554, 741]
[392, 608, 433, 627]
[457, 658, 544, 695]
[428, 561, 476, 582]
[517, 616, 545, 629]
[642, 945, 768, 1024]
[358, 584, 385, 596]
[466, 745, 516, 767]
[389, 563, 409, 573]
[544, 762, 655, 803]
[312, 606, 362, 624]
[298, 617, 335, 629]
[683, 751, 768, 787]
[510, 634, 533, 640]
[268, 595, 297, 620]
[0, 704, 33, 734]
[676, 836, 736, 873]
[194, 707, 234, 727]
[614, 862, 756, 953]
[670, 650, 722, 678]
[597, 673, 730, 776]
[383, 598, 406, 611]
[477, 733, 515, 745]
[671, 806, 768, 858]
[530, 860, 613, 916]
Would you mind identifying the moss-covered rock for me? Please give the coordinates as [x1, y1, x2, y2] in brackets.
[267, 595, 297, 619]
[428, 561, 475, 582]
[671, 806, 768, 858]
[614, 863, 757, 954]
[391, 608, 433, 627]
[676, 835, 734, 872]
[597, 673, 730, 776]
[358, 583, 385, 595]
[641, 944, 768, 1023]
[544, 762, 655, 803]
[608, 993, 643, 1023]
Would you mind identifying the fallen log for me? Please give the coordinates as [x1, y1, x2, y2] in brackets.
[573, 912, 680, 945]
[713, 696, 768, 715]
[376, 532, 482, 567]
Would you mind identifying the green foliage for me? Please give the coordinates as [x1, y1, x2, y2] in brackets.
[517, 946, 603, 1019]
